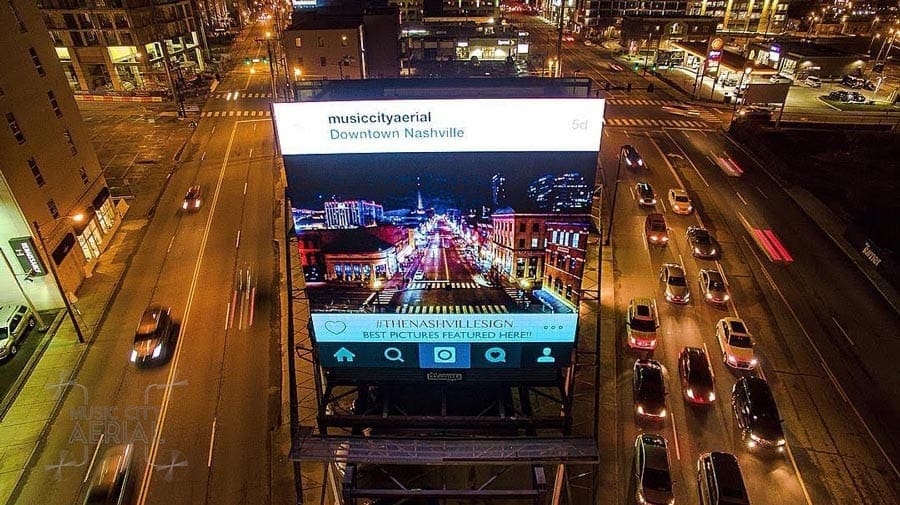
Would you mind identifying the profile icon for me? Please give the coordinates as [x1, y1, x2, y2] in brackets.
[536, 347, 555, 364]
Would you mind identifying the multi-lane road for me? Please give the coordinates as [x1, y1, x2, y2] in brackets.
[15, 18, 286, 505]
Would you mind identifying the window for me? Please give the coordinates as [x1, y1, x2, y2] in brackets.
[518, 223, 526, 233]
[341, 34, 349, 46]
[8, 0, 27, 32]
[571, 232, 579, 248]
[319, 56, 326, 67]
[47, 199, 59, 219]
[28, 158, 45, 187]
[29, 48, 46, 76]
[531, 237, 539, 248]
[517, 238, 525, 248]
[294, 37, 302, 47]
[6, 113, 24, 143]
[551, 229, 558, 243]
[79, 166, 89, 185]
[317, 36, 325, 47]
[48, 91, 62, 117]
[570, 258, 577, 272]
[64, 129, 77, 155]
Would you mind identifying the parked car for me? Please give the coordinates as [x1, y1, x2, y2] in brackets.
[635, 182, 657, 206]
[679, 346, 716, 405]
[626, 297, 659, 350]
[698, 269, 731, 305]
[697, 452, 750, 505]
[660, 263, 691, 304]
[0, 304, 35, 360]
[668, 188, 693, 215]
[827, 90, 849, 102]
[633, 359, 667, 420]
[841, 75, 875, 90]
[82, 444, 135, 505]
[732, 377, 786, 452]
[634, 434, 675, 505]
[687, 226, 720, 258]
[804, 76, 822, 88]
[130, 305, 176, 367]
[645, 213, 669, 246]
[769, 74, 792, 84]
[846, 91, 867, 103]
[716, 317, 757, 370]
[621, 144, 644, 168]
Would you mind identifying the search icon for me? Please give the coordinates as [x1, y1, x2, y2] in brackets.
[384, 347, 404, 362]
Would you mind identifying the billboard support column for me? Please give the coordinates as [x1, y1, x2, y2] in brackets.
[603, 152, 623, 247]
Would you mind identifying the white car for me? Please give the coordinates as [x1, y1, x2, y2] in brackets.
[804, 76, 822, 88]
[668, 188, 693, 215]
[716, 317, 757, 370]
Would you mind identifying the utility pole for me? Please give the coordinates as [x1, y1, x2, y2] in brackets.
[555, 0, 564, 77]
[31, 221, 85, 343]
[603, 151, 624, 247]
[256, 34, 278, 100]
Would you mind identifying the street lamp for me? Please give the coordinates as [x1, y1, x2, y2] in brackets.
[733, 66, 752, 111]
[643, 26, 659, 77]
[604, 148, 625, 246]
[31, 217, 86, 343]
[869, 33, 881, 54]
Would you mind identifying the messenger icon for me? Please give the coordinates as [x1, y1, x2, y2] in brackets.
[484, 347, 507, 363]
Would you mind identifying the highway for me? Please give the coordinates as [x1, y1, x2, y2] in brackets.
[14, 18, 284, 505]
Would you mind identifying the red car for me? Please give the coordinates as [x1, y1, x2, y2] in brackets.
[645, 213, 669, 246]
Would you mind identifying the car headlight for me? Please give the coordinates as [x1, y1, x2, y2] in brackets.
[636, 405, 645, 415]
[695, 247, 701, 254]
[650, 236, 658, 242]
[638, 159, 643, 166]
[686, 388, 694, 399]
[182, 202, 188, 209]
[659, 408, 667, 418]
[661, 236, 669, 242]
[777, 438, 786, 446]
[195, 200, 201, 208]
[727, 355, 737, 364]
[130, 350, 138, 362]
[750, 358, 758, 366]
[152, 344, 163, 358]
[706, 293, 713, 299]
[708, 392, 716, 402]
[750, 433, 761, 442]
[710, 249, 716, 254]
[723, 294, 730, 301]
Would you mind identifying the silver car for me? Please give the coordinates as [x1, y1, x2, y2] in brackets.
[687, 226, 720, 259]
[698, 269, 730, 305]
[660, 263, 690, 304]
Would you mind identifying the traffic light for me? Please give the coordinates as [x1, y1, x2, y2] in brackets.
[633, 62, 640, 72]
[244, 57, 250, 65]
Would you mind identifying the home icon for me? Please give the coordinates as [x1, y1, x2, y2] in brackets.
[333, 347, 355, 363]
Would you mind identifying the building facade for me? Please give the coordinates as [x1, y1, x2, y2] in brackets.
[490, 210, 551, 284]
[324, 199, 384, 228]
[688, 0, 790, 34]
[37, 0, 205, 94]
[2, 0, 121, 310]
[544, 219, 590, 308]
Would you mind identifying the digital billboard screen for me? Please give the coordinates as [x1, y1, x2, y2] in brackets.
[274, 98, 604, 375]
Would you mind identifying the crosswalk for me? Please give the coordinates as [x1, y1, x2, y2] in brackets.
[396, 304, 509, 314]
[409, 281, 480, 289]
[605, 117, 710, 128]
[606, 98, 676, 106]
[212, 91, 273, 99]
[200, 110, 271, 118]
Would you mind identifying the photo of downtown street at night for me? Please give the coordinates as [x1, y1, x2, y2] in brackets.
[287, 150, 597, 369]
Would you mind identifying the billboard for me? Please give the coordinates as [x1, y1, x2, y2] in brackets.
[274, 98, 604, 375]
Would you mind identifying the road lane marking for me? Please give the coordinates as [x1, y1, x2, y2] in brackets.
[83, 434, 104, 483]
[167, 236, 175, 253]
[736, 192, 748, 205]
[137, 119, 243, 505]
[248, 147, 253, 159]
[207, 418, 217, 467]
[744, 234, 900, 480]
[784, 440, 815, 505]
[692, 162, 710, 187]
[670, 402, 681, 460]
[201, 151, 206, 161]
[756, 186, 767, 199]
[243, 182, 247, 195]
[831, 317, 854, 346]
[235, 230, 241, 249]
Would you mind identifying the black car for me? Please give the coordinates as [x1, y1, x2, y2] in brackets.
[732, 377, 786, 452]
[621, 144, 644, 168]
[130, 306, 176, 367]
[841, 75, 875, 90]
[678, 347, 716, 405]
[827, 90, 849, 102]
[634, 434, 674, 505]
[635, 182, 657, 206]
[846, 91, 867, 103]
[633, 359, 667, 420]
[686, 226, 720, 259]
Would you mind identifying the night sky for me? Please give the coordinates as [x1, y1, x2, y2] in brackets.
[285, 151, 599, 213]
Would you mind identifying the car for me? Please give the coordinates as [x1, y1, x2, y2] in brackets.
[721, 76, 738, 87]
[679, 346, 716, 405]
[735, 105, 772, 122]
[562, 34, 575, 43]
[635, 182, 657, 206]
[583, 40, 593, 46]
[668, 188, 693, 215]
[769, 74, 792, 84]
[645, 213, 669, 245]
[82, 444, 135, 505]
[130, 305, 176, 367]
[0, 304, 35, 360]
[634, 434, 674, 505]
[804, 76, 822, 88]
[827, 90, 849, 102]
[841, 75, 875, 90]
[659, 263, 690, 304]
[621, 144, 644, 168]
[625, 297, 659, 350]
[698, 269, 730, 305]
[608, 62, 624, 72]
[732, 377, 786, 452]
[846, 91, 867, 103]
[182, 185, 202, 211]
[697, 452, 750, 505]
[686, 226, 720, 258]
[633, 359, 667, 420]
[661, 103, 701, 117]
[716, 317, 757, 370]
[413, 270, 424, 281]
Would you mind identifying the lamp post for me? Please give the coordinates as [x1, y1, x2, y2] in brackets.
[869, 33, 881, 54]
[733, 66, 752, 111]
[31, 219, 85, 343]
[643, 26, 659, 77]
[603, 149, 624, 247]
[255, 31, 279, 100]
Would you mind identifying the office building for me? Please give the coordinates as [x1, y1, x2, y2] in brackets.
[325, 200, 384, 228]
[689, 0, 790, 34]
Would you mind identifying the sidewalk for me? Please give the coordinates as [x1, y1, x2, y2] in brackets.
[0, 218, 149, 503]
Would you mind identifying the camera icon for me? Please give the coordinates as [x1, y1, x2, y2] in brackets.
[433, 346, 457, 364]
